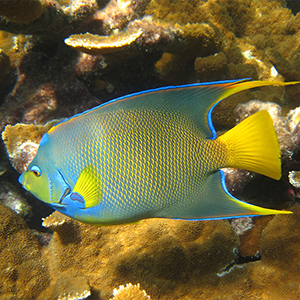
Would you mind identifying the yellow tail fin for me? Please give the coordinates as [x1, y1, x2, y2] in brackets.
[217, 110, 281, 180]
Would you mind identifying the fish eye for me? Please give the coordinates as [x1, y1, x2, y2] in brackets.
[30, 165, 41, 177]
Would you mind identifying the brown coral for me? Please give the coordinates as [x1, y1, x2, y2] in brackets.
[40, 269, 91, 300]
[1, 119, 62, 173]
[0, 203, 49, 299]
[195, 52, 227, 82]
[0, 0, 43, 24]
[93, 0, 151, 33]
[65, 28, 143, 55]
[110, 283, 150, 300]
[41, 212, 239, 299]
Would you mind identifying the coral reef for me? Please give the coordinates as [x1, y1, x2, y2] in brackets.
[194, 52, 227, 82]
[93, 0, 151, 33]
[1, 0, 300, 299]
[40, 211, 239, 299]
[1, 200, 300, 299]
[8, 205, 299, 299]
[289, 170, 300, 189]
[45, 269, 91, 300]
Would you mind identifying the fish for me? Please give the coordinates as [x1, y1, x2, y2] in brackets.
[18, 79, 297, 225]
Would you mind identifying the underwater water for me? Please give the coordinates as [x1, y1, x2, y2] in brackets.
[1, 0, 300, 299]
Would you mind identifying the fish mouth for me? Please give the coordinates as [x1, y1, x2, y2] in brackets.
[18, 174, 29, 191]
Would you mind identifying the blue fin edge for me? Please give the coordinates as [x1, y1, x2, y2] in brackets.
[207, 78, 251, 140]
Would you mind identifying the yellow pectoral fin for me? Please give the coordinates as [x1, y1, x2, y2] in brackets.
[72, 165, 102, 208]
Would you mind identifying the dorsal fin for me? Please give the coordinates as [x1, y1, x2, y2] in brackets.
[49, 80, 299, 139]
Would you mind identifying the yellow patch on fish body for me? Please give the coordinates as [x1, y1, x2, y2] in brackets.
[19, 80, 297, 225]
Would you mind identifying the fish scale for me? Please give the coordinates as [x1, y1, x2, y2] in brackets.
[58, 109, 213, 218]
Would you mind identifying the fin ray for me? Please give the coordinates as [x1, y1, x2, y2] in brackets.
[72, 165, 102, 208]
[218, 110, 281, 180]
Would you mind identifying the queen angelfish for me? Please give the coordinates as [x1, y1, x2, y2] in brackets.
[19, 79, 297, 225]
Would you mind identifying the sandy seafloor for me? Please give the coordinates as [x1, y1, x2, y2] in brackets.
[1, 0, 300, 299]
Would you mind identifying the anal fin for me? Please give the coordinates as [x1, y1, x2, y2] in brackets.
[162, 171, 292, 221]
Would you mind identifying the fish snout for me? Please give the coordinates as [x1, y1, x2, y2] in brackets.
[18, 173, 29, 191]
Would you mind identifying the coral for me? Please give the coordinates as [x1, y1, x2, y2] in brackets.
[26, 206, 300, 299]
[250, 205, 300, 300]
[40, 269, 91, 300]
[235, 216, 272, 257]
[231, 217, 254, 236]
[93, 0, 151, 33]
[40, 211, 239, 299]
[31, 230, 52, 247]
[194, 52, 227, 82]
[0, 0, 99, 37]
[266, 48, 300, 103]
[0, 0, 43, 24]
[110, 283, 150, 300]
[3, 201, 300, 300]
[223, 168, 255, 198]
[289, 170, 300, 188]
[1, 119, 62, 173]
[0, 180, 31, 218]
[0, 48, 11, 81]
[154, 22, 222, 83]
[0, 203, 49, 299]
[65, 28, 143, 55]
